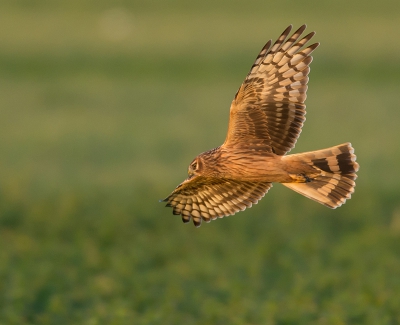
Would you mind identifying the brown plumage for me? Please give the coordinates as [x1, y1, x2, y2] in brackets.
[162, 25, 359, 227]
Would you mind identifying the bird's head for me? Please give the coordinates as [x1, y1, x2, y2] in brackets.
[187, 156, 203, 178]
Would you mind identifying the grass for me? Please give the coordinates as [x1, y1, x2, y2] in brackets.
[0, 1, 400, 324]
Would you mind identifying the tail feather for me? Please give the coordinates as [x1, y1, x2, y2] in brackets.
[282, 143, 359, 208]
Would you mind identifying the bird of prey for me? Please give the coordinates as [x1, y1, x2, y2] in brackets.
[162, 25, 359, 227]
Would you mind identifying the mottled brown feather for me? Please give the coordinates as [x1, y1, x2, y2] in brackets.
[162, 177, 272, 227]
[224, 24, 319, 155]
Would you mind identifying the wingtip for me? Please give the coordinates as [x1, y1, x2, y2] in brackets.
[193, 219, 202, 228]
[309, 42, 321, 50]
[283, 24, 293, 33]
[296, 24, 307, 31]
[181, 215, 190, 223]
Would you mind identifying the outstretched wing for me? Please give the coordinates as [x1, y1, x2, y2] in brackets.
[162, 176, 272, 227]
[223, 25, 319, 155]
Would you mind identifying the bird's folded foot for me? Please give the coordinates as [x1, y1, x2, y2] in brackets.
[289, 173, 313, 183]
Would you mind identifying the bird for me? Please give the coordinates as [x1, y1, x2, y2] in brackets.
[162, 24, 359, 227]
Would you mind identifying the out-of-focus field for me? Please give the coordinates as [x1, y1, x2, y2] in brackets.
[0, 0, 399, 323]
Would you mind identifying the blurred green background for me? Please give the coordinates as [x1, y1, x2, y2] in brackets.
[0, 0, 399, 324]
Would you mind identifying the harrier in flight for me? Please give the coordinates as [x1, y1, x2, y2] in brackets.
[162, 25, 359, 227]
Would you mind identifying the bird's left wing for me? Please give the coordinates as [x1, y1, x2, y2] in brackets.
[223, 25, 319, 155]
[162, 176, 272, 227]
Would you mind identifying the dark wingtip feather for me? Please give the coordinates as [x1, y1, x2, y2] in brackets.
[181, 215, 190, 223]
[309, 42, 320, 50]
[293, 24, 307, 35]
[193, 218, 202, 228]
[282, 24, 293, 35]
[303, 31, 316, 41]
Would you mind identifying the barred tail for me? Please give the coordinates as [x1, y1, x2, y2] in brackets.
[282, 143, 359, 208]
